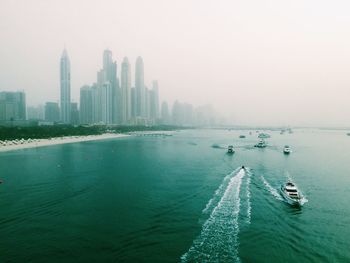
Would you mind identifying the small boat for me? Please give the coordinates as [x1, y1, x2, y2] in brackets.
[239, 135, 246, 138]
[283, 145, 291, 154]
[227, 145, 235, 154]
[280, 182, 302, 206]
[258, 133, 271, 139]
[254, 139, 266, 148]
[347, 133, 350, 136]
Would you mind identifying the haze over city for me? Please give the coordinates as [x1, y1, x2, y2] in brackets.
[1, 0, 350, 126]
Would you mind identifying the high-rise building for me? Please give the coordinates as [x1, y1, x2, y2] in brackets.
[131, 87, 136, 119]
[45, 102, 60, 122]
[91, 84, 101, 124]
[99, 49, 119, 124]
[60, 49, 71, 123]
[135, 56, 145, 117]
[101, 82, 113, 124]
[150, 80, 160, 121]
[0, 91, 26, 121]
[70, 102, 79, 125]
[121, 57, 131, 124]
[27, 105, 44, 120]
[80, 85, 93, 124]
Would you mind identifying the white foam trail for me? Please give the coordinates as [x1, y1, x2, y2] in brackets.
[261, 176, 283, 201]
[245, 170, 251, 224]
[202, 167, 241, 215]
[181, 169, 245, 263]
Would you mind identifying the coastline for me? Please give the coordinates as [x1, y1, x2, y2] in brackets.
[0, 133, 130, 153]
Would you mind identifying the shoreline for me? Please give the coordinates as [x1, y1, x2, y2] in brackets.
[0, 133, 130, 153]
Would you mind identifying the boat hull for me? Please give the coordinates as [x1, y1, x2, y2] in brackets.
[280, 187, 302, 206]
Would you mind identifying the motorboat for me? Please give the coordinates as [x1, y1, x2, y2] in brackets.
[239, 135, 246, 138]
[258, 133, 271, 139]
[283, 145, 291, 154]
[227, 145, 235, 154]
[280, 182, 302, 206]
[254, 139, 266, 148]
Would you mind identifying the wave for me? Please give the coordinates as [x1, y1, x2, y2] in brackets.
[181, 168, 245, 263]
[244, 169, 252, 224]
[202, 167, 241, 215]
[261, 176, 283, 201]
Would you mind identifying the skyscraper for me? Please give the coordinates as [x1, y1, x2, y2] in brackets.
[60, 48, 71, 123]
[101, 82, 113, 124]
[135, 56, 145, 118]
[0, 91, 26, 121]
[45, 102, 60, 122]
[100, 49, 119, 124]
[121, 57, 131, 124]
[150, 80, 160, 121]
[80, 85, 93, 124]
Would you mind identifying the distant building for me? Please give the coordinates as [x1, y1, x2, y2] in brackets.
[60, 49, 71, 123]
[98, 49, 120, 124]
[131, 87, 136, 119]
[27, 105, 44, 120]
[121, 57, 131, 124]
[91, 83, 101, 124]
[70, 102, 79, 125]
[45, 102, 60, 122]
[101, 82, 113, 124]
[135, 56, 145, 118]
[80, 85, 93, 124]
[150, 80, 160, 121]
[0, 91, 26, 121]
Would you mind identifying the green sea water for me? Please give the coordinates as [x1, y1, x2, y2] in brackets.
[0, 129, 349, 262]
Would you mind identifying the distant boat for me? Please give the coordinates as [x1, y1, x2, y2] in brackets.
[347, 133, 350, 136]
[254, 139, 267, 148]
[283, 145, 291, 154]
[227, 145, 235, 154]
[258, 133, 271, 139]
[280, 182, 302, 206]
[239, 135, 246, 138]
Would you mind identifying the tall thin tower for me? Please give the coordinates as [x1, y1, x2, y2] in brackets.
[135, 56, 145, 117]
[60, 48, 71, 123]
[121, 57, 131, 123]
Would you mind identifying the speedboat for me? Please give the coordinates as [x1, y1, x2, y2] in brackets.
[254, 139, 266, 148]
[283, 145, 291, 154]
[227, 145, 235, 154]
[280, 182, 302, 206]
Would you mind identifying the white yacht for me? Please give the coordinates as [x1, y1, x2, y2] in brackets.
[227, 145, 235, 154]
[254, 139, 267, 148]
[280, 182, 302, 206]
[283, 145, 291, 154]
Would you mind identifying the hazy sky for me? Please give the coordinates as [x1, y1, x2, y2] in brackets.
[1, 0, 350, 126]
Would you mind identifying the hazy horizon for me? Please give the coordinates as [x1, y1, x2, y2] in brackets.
[1, 0, 350, 127]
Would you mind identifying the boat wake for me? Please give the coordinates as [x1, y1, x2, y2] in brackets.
[244, 168, 252, 224]
[181, 168, 247, 263]
[261, 176, 283, 201]
[202, 167, 241, 215]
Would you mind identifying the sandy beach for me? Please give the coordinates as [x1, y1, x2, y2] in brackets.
[0, 133, 129, 153]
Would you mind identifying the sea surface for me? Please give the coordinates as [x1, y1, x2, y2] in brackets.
[0, 129, 349, 262]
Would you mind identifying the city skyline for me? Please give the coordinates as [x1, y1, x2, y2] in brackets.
[2, 0, 350, 126]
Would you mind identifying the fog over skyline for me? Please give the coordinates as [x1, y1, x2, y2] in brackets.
[1, 0, 350, 127]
